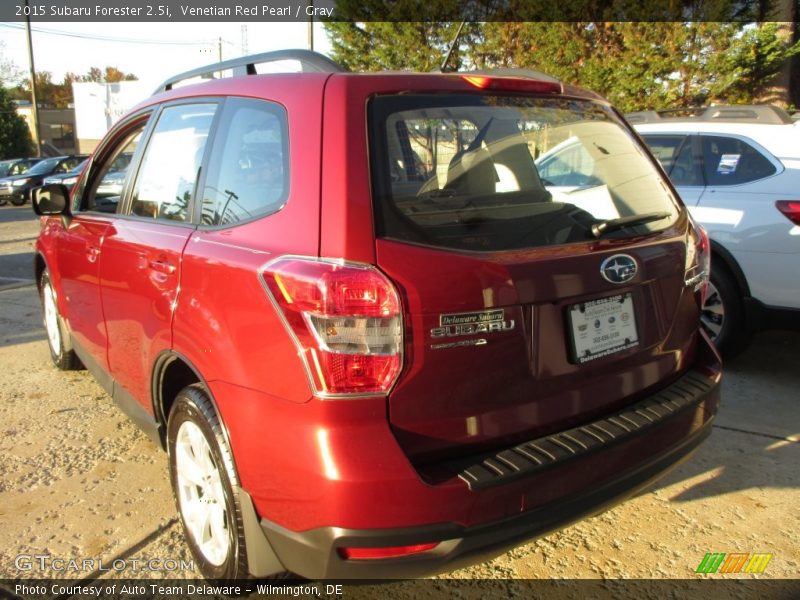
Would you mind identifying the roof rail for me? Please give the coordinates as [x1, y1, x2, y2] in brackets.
[625, 104, 794, 125]
[153, 49, 346, 95]
[624, 110, 663, 124]
[700, 105, 793, 124]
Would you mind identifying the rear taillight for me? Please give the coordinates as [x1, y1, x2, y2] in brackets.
[260, 257, 403, 397]
[776, 200, 800, 226]
[685, 224, 711, 304]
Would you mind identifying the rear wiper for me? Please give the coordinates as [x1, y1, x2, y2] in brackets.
[591, 212, 670, 238]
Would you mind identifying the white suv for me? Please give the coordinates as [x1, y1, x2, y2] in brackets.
[633, 106, 800, 355]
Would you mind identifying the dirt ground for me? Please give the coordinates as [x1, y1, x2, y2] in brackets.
[0, 205, 797, 596]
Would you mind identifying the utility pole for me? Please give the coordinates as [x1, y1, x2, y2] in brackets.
[24, 0, 41, 157]
[307, 1, 314, 51]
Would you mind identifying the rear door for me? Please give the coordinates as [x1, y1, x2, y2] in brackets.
[99, 102, 218, 406]
[694, 133, 800, 308]
[368, 93, 698, 463]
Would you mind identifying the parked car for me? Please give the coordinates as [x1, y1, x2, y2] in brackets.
[95, 151, 132, 199]
[33, 50, 720, 580]
[0, 155, 86, 206]
[42, 158, 90, 192]
[0, 157, 42, 179]
[632, 105, 800, 355]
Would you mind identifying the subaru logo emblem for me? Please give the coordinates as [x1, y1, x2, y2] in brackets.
[600, 254, 637, 284]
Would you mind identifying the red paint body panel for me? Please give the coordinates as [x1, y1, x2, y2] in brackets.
[376, 229, 699, 461]
[99, 218, 192, 408]
[211, 346, 718, 532]
[173, 74, 326, 401]
[34, 68, 721, 577]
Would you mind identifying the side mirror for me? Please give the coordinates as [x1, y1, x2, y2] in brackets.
[32, 184, 71, 217]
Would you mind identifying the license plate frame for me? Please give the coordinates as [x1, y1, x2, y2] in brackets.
[567, 293, 639, 364]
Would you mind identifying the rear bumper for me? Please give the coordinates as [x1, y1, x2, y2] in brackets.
[255, 360, 720, 579]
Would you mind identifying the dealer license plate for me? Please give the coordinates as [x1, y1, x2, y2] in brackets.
[568, 293, 639, 364]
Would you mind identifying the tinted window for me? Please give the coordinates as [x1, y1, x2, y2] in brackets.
[199, 98, 288, 226]
[9, 160, 36, 175]
[26, 158, 60, 176]
[538, 143, 601, 187]
[669, 137, 704, 186]
[702, 135, 777, 186]
[641, 135, 687, 174]
[641, 134, 704, 186]
[56, 157, 82, 173]
[130, 103, 216, 222]
[370, 95, 680, 252]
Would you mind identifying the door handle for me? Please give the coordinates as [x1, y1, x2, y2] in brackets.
[86, 245, 100, 262]
[149, 260, 176, 275]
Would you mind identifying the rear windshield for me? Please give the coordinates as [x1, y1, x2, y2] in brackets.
[369, 94, 680, 251]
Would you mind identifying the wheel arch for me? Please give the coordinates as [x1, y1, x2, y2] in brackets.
[152, 350, 284, 577]
[709, 240, 750, 299]
[34, 252, 46, 292]
[151, 350, 235, 469]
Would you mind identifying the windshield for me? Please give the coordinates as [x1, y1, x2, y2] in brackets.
[69, 159, 89, 174]
[26, 158, 60, 176]
[369, 95, 680, 251]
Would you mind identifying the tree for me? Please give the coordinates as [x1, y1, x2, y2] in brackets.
[13, 66, 139, 109]
[472, 22, 800, 111]
[79, 66, 137, 83]
[325, 21, 800, 111]
[0, 42, 23, 87]
[719, 22, 800, 105]
[0, 86, 34, 159]
[325, 21, 470, 72]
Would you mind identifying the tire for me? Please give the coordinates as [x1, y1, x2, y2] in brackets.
[701, 266, 750, 357]
[40, 271, 82, 370]
[167, 385, 250, 580]
[10, 195, 26, 206]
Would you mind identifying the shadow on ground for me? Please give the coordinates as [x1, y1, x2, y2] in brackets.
[650, 330, 800, 502]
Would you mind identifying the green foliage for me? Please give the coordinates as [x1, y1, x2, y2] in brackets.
[325, 22, 472, 72]
[0, 86, 34, 159]
[0, 42, 23, 87]
[324, 20, 800, 111]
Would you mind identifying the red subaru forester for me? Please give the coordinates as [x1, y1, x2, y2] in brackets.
[33, 50, 721, 580]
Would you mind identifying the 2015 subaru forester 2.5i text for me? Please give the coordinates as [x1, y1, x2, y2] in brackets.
[32, 50, 721, 580]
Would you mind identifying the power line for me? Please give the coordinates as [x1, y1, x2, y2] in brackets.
[0, 22, 227, 46]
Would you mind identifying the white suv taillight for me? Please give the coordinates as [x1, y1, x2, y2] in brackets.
[260, 257, 403, 397]
[685, 223, 711, 304]
[776, 200, 800, 226]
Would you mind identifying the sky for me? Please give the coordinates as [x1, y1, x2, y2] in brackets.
[0, 21, 334, 91]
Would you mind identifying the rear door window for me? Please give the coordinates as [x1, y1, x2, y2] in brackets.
[199, 98, 289, 226]
[129, 103, 217, 223]
[370, 95, 680, 252]
[701, 135, 777, 186]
